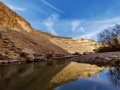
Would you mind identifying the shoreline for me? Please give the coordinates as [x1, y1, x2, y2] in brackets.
[0, 51, 120, 66]
[0, 59, 46, 66]
[66, 52, 120, 66]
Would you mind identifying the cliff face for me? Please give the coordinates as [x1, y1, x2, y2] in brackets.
[0, 2, 33, 32]
[0, 1, 98, 57]
[50, 38, 97, 53]
[0, 27, 69, 55]
[0, 2, 69, 55]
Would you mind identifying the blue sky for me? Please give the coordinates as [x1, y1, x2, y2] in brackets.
[1, 0, 120, 40]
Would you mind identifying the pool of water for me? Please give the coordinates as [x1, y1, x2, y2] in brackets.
[0, 60, 120, 90]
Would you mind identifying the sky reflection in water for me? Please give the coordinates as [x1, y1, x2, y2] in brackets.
[0, 61, 120, 90]
[54, 68, 120, 90]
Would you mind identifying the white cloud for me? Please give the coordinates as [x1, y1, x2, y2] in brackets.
[78, 27, 85, 32]
[76, 17, 120, 40]
[80, 31, 100, 39]
[31, 16, 120, 40]
[71, 20, 85, 33]
[43, 13, 59, 35]
[41, 0, 63, 14]
[71, 20, 80, 32]
[7, 5, 26, 11]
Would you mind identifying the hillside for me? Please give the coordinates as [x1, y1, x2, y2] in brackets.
[0, 2, 34, 32]
[0, 1, 98, 61]
[0, 27, 68, 54]
[50, 38, 97, 53]
[0, 2, 69, 55]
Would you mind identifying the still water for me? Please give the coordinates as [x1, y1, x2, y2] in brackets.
[0, 60, 120, 90]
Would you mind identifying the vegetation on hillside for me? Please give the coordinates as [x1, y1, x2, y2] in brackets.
[95, 24, 120, 53]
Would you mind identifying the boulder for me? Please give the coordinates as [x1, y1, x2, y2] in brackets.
[5, 51, 20, 60]
[20, 49, 35, 58]
[34, 55, 46, 62]
[26, 54, 35, 63]
[0, 52, 6, 60]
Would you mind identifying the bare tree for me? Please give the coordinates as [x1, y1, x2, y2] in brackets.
[98, 28, 113, 47]
[111, 24, 120, 46]
[98, 24, 120, 47]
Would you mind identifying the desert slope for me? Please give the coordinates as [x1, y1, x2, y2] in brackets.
[0, 27, 69, 54]
[0, 2, 34, 32]
[50, 38, 97, 53]
[0, 1, 69, 55]
[0, 1, 97, 57]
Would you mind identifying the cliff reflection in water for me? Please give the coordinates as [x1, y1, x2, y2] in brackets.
[0, 60, 108, 90]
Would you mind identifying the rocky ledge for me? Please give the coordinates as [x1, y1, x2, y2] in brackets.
[66, 52, 120, 66]
[1, 50, 120, 66]
[0, 59, 46, 65]
[0, 49, 47, 65]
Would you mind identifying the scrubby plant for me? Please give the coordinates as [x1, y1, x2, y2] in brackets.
[73, 52, 80, 55]
[46, 53, 53, 59]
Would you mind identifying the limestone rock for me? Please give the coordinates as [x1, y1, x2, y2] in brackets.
[26, 54, 35, 62]
[6, 51, 20, 60]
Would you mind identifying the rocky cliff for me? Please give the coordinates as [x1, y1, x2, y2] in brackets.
[0, 1, 98, 61]
[50, 38, 97, 53]
[0, 2, 33, 32]
[0, 2, 69, 57]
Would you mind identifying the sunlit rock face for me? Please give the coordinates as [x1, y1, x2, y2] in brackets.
[0, 2, 99, 54]
[49, 38, 98, 53]
[50, 62, 107, 86]
[0, 2, 33, 32]
[0, 2, 69, 54]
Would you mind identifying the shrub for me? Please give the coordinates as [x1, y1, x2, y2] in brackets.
[73, 52, 80, 55]
[46, 54, 53, 59]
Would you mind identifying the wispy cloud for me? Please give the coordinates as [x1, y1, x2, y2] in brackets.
[80, 31, 100, 40]
[43, 13, 59, 35]
[7, 4, 26, 11]
[32, 17, 120, 40]
[71, 20, 85, 33]
[78, 27, 85, 32]
[71, 20, 80, 32]
[41, 0, 63, 14]
[76, 17, 120, 40]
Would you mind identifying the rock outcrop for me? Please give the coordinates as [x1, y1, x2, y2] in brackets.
[0, 1, 98, 61]
[0, 1, 69, 56]
[50, 38, 97, 53]
[0, 2, 34, 32]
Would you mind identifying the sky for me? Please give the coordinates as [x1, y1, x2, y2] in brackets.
[1, 0, 120, 40]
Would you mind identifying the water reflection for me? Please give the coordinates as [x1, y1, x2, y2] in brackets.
[54, 67, 120, 90]
[0, 60, 69, 90]
[50, 62, 106, 88]
[107, 68, 120, 87]
[0, 60, 119, 90]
